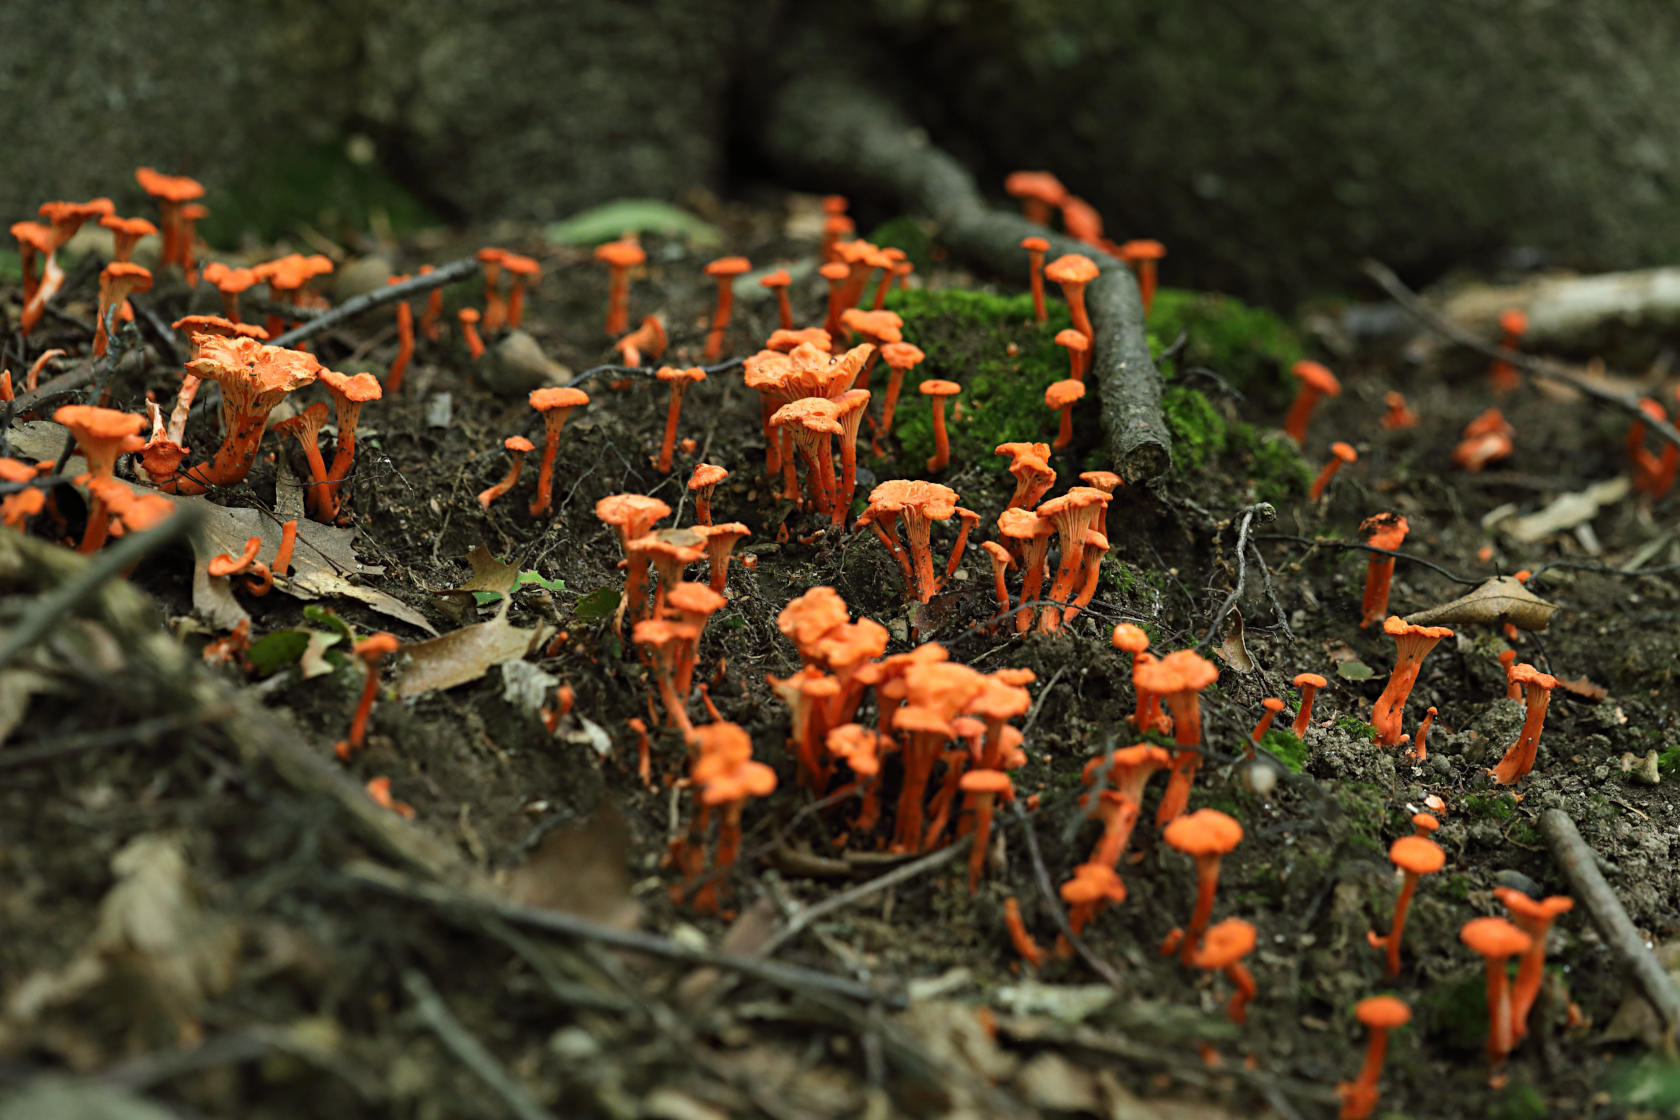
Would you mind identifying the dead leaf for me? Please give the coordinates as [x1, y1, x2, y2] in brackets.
[503, 803, 640, 930]
[1499, 477, 1629, 543]
[1014, 1052, 1101, 1114]
[1556, 676, 1609, 702]
[93, 835, 240, 1010]
[1214, 609, 1254, 672]
[0, 668, 62, 746]
[500, 659, 558, 716]
[442, 544, 520, 600]
[1404, 576, 1559, 631]
[394, 612, 552, 697]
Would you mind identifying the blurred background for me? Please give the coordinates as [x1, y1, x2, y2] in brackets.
[7, 0, 1678, 306]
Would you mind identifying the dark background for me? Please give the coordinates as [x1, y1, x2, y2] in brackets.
[7, 0, 1678, 304]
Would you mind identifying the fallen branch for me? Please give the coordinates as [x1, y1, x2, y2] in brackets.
[763, 74, 1172, 482]
[1009, 798, 1125, 990]
[402, 969, 557, 1120]
[269, 257, 479, 348]
[1364, 260, 1680, 452]
[1538, 808, 1680, 1036]
[1198, 501, 1275, 649]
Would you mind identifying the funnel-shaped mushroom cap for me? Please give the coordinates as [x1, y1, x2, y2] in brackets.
[594, 239, 645, 268]
[1293, 671, 1327, 689]
[1292, 360, 1341, 396]
[959, 769, 1013, 795]
[1360, 512, 1409, 551]
[1461, 916, 1531, 958]
[777, 586, 849, 649]
[1045, 379, 1086, 409]
[1043, 254, 1099, 286]
[1354, 994, 1412, 1030]
[1060, 861, 1126, 905]
[186, 335, 320, 419]
[1111, 623, 1150, 653]
[1134, 648, 1218, 696]
[1163, 808, 1243, 856]
[1190, 917, 1256, 968]
[1118, 239, 1166, 261]
[1005, 171, 1068, 206]
[1388, 835, 1445, 875]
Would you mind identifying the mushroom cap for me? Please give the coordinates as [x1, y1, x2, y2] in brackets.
[595, 493, 671, 535]
[1291, 360, 1341, 396]
[1060, 861, 1126, 906]
[475, 247, 508, 266]
[777, 586, 850, 649]
[593, 239, 646, 268]
[1359, 511, 1410, 552]
[207, 537, 262, 577]
[1054, 328, 1091, 352]
[959, 769, 1013, 795]
[758, 268, 792, 289]
[459, 307, 481, 324]
[767, 327, 831, 354]
[1411, 812, 1440, 833]
[966, 676, 1032, 722]
[1261, 697, 1286, 713]
[981, 540, 1013, 568]
[1163, 808, 1243, 856]
[879, 342, 925, 370]
[172, 314, 267, 340]
[354, 632, 400, 659]
[1043, 254, 1099, 286]
[100, 215, 157, 238]
[690, 720, 753, 764]
[1037, 486, 1109, 523]
[918, 378, 961, 398]
[179, 203, 208, 222]
[1118, 239, 1166, 261]
[1111, 623, 1150, 653]
[1498, 308, 1529, 335]
[868, 478, 958, 520]
[53, 406, 146, 466]
[1107, 743, 1173, 772]
[99, 261, 152, 295]
[632, 618, 701, 650]
[1494, 887, 1574, 926]
[704, 256, 751, 278]
[819, 261, 851, 282]
[272, 401, 331, 441]
[502, 253, 541, 278]
[655, 365, 707, 387]
[1354, 994, 1412, 1030]
[1461, 915, 1531, 958]
[840, 308, 903, 345]
[1020, 235, 1051, 253]
[530, 386, 590, 412]
[1509, 663, 1559, 692]
[1079, 470, 1121, 492]
[1135, 648, 1219, 696]
[1382, 615, 1454, 642]
[772, 397, 842, 435]
[10, 220, 53, 252]
[1044, 379, 1086, 408]
[134, 167, 204, 202]
[505, 435, 536, 453]
[813, 619, 889, 670]
[697, 521, 751, 547]
[1330, 441, 1358, 463]
[318, 369, 383, 404]
[688, 463, 728, 490]
[186, 335, 321, 412]
[1004, 170, 1067, 205]
[1389, 835, 1445, 875]
[996, 506, 1047, 541]
[666, 581, 727, 617]
[1190, 917, 1256, 968]
[821, 195, 849, 214]
[893, 704, 955, 738]
[1293, 671, 1327, 689]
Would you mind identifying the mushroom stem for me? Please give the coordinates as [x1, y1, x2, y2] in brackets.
[335, 634, 398, 761]
[1003, 897, 1047, 967]
[1054, 400, 1074, 450]
[459, 310, 485, 360]
[1377, 873, 1420, 977]
[387, 289, 414, 393]
[1177, 853, 1225, 964]
[658, 384, 689, 473]
[704, 281, 735, 361]
[926, 393, 953, 472]
[478, 446, 530, 509]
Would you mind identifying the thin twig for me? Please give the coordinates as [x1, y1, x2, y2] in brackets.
[0, 704, 237, 771]
[1009, 799, 1125, 989]
[1247, 539, 1295, 639]
[1199, 502, 1274, 648]
[402, 969, 557, 1120]
[565, 356, 744, 389]
[0, 506, 199, 670]
[1538, 809, 1680, 1036]
[268, 258, 479, 348]
[759, 839, 970, 960]
[347, 862, 901, 1007]
[1254, 533, 1482, 585]
[1364, 259, 1680, 451]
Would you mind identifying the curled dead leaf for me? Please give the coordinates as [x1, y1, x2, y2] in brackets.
[1404, 576, 1558, 631]
[394, 613, 554, 697]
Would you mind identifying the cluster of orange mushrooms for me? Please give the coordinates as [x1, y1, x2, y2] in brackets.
[5, 170, 1594, 1112]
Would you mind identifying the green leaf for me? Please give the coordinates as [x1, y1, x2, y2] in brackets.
[471, 570, 566, 605]
[303, 605, 355, 644]
[247, 631, 312, 677]
[574, 587, 621, 621]
[545, 199, 720, 248]
[1337, 660, 1374, 681]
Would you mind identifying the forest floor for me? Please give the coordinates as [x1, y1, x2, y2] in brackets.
[1, 193, 1678, 1120]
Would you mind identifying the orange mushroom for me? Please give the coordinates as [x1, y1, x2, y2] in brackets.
[1380, 390, 1418, 430]
[417, 263, 443, 341]
[1043, 254, 1099, 341]
[1460, 917, 1532, 1074]
[134, 167, 202, 269]
[1411, 812, 1439, 837]
[860, 479, 960, 603]
[1021, 236, 1051, 322]
[702, 256, 751, 360]
[1250, 697, 1285, 744]
[614, 314, 668, 369]
[1161, 808, 1243, 963]
[773, 397, 843, 516]
[1004, 171, 1067, 226]
[53, 405, 146, 552]
[1489, 664, 1557, 785]
[1003, 897, 1049, 967]
[654, 366, 705, 474]
[834, 389, 871, 524]
[502, 253, 540, 329]
[316, 369, 383, 514]
[1310, 441, 1358, 500]
[1358, 512, 1410, 627]
[1490, 308, 1527, 393]
[1367, 835, 1445, 977]
[100, 214, 157, 263]
[1453, 408, 1515, 472]
[1060, 861, 1127, 936]
[476, 247, 509, 332]
[1336, 996, 1411, 1120]
[478, 435, 536, 509]
[384, 274, 416, 393]
[1045, 379, 1085, 451]
[1410, 705, 1438, 761]
[819, 260, 851, 338]
[1060, 195, 1103, 245]
[24, 198, 115, 334]
[271, 403, 336, 522]
[1188, 917, 1257, 1024]
[997, 507, 1052, 631]
[201, 263, 257, 324]
[1283, 360, 1341, 443]
[873, 341, 925, 455]
[1036, 486, 1110, 630]
[1117, 239, 1166, 317]
[458, 308, 485, 360]
[980, 540, 1013, 627]
[335, 633, 400, 761]
[528, 386, 590, 515]
[1081, 742, 1171, 868]
[1063, 528, 1109, 623]
[1495, 888, 1573, 1040]
[1291, 671, 1327, 736]
[10, 221, 52, 305]
[1135, 649, 1219, 825]
[1111, 624, 1162, 732]
[997, 441, 1057, 510]
[1055, 327, 1090, 382]
[759, 268, 794, 330]
[1370, 616, 1453, 747]
[93, 263, 152, 357]
[687, 463, 728, 526]
[767, 327, 831, 354]
[176, 202, 207, 283]
[958, 769, 1013, 890]
[594, 239, 646, 336]
[698, 522, 751, 593]
[919, 379, 961, 472]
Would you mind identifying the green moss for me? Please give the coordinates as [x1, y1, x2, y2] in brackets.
[867, 217, 935, 275]
[1162, 383, 1227, 472]
[1417, 970, 1501, 1052]
[200, 142, 438, 244]
[1334, 715, 1379, 741]
[0, 249, 20, 286]
[1441, 874, 1472, 902]
[1488, 1082, 1547, 1120]
[1464, 794, 1516, 821]
[1149, 288, 1302, 393]
[881, 288, 1074, 472]
[1335, 780, 1392, 846]
[1236, 426, 1313, 502]
[1657, 746, 1680, 773]
[1259, 728, 1308, 773]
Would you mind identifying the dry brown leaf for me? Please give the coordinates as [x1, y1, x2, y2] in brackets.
[394, 612, 553, 697]
[1499, 477, 1629, 543]
[1404, 576, 1559, 631]
[446, 544, 521, 598]
[1556, 676, 1609, 702]
[503, 803, 641, 930]
[93, 835, 240, 1010]
[1214, 609, 1254, 672]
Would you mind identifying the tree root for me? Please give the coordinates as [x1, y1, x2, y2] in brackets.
[763, 74, 1172, 482]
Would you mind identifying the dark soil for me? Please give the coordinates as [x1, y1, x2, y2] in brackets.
[2, 195, 1678, 1120]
